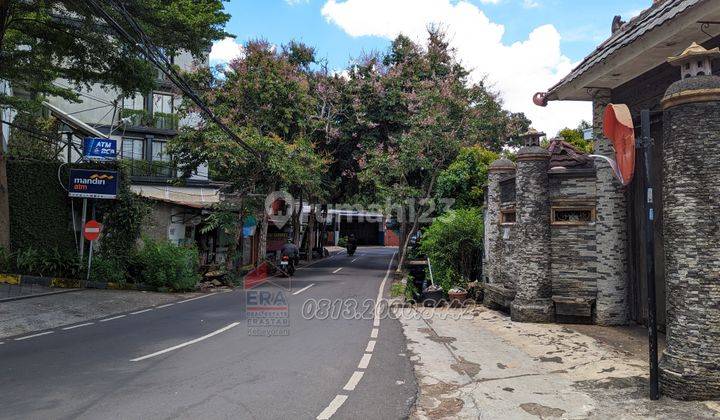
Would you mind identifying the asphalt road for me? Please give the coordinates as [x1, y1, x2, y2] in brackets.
[0, 247, 416, 420]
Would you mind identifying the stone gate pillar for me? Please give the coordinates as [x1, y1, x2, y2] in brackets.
[659, 43, 720, 400]
[592, 88, 629, 326]
[486, 157, 515, 286]
[511, 130, 554, 323]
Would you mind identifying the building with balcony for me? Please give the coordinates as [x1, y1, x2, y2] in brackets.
[33, 51, 235, 267]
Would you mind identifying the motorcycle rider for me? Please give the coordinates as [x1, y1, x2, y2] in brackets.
[346, 234, 358, 256]
[280, 238, 300, 273]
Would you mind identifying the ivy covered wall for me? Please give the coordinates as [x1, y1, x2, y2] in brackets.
[7, 159, 75, 251]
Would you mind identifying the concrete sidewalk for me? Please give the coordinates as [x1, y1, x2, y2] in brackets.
[397, 305, 720, 419]
[0, 289, 201, 339]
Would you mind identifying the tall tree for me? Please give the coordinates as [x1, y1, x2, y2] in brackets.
[0, 0, 231, 250]
[170, 39, 326, 265]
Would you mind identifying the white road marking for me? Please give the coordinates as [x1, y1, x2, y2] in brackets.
[351, 258, 358, 263]
[99, 314, 126, 322]
[131, 322, 240, 362]
[130, 308, 153, 315]
[15, 331, 54, 341]
[293, 283, 315, 295]
[358, 353, 372, 369]
[343, 371, 364, 391]
[176, 293, 213, 304]
[62, 322, 93, 330]
[315, 251, 396, 419]
[156, 303, 174, 308]
[396, 380, 405, 385]
[316, 395, 348, 420]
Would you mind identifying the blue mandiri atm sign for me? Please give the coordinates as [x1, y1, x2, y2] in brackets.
[83, 137, 117, 160]
[69, 169, 119, 199]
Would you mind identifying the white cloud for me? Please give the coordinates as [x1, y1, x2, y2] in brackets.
[286, 0, 310, 4]
[321, 0, 591, 136]
[209, 37, 244, 63]
[522, 0, 540, 8]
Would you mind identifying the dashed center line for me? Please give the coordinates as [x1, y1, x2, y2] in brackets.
[156, 303, 175, 308]
[293, 283, 315, 295]
[62, 322, 93, 330]
[15, 331, 54, 341]
[316, 395, 348, 420]
[358, 353, 372, 369]
[130, 308, 153, 315]
[315, 251, 396, 419]
[351, 258, 358, 263]
[343, 371, 365, 391]
[99, 314, 126, 322]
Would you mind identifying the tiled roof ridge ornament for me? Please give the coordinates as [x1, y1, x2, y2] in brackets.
[667, 42, 720, 79]
[520, 128, 545, 147]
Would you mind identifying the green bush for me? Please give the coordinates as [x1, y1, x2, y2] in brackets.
[90, 256, 127, 285]
[337, 236, 348, 248]
[11, 246, 83, 278]
[419, 208, 484, 292]
[0, 246, 12, 273]
[135, 238, 200, 291]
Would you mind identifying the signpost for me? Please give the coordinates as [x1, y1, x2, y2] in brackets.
[83, 137, 117, 160]
[69, 169, 119, 199]
[83, 220, 102, 281]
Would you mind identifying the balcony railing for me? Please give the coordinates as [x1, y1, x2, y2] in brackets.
[123, 159, 175, 179]
[120, 109, 179, 130]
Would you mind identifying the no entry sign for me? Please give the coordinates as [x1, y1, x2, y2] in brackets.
[83, 220, 102, 241]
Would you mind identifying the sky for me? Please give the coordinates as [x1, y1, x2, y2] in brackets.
[209, 0, 653, 136]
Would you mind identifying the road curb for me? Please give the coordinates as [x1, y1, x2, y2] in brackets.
[0, 288, 83, 303]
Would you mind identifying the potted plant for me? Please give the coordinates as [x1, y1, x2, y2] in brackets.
[448, 287, 468, 308]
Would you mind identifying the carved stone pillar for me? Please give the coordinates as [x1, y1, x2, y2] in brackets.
[485, 158, 515, 287]
[592, 88, 629, 326]
[659, 43, 720, 400]
[510, 133, 553, 323]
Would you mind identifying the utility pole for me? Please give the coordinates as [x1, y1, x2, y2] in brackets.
[641, 109, 660, 400]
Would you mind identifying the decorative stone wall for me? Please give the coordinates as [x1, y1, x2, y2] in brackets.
[510, 146, 554, 323]
[592, 89, 629, 326]
[485, 159, 515, 288]
[549, 173, 597, 298]
[659, 75, 720, 400]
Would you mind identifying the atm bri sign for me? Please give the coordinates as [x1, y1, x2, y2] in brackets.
[68, 169, 119, 199]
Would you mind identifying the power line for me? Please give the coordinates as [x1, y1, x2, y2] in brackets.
[83, 0, 262, 161]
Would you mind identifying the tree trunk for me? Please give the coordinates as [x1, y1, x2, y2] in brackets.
[396, 175, 438, 273]
[307, 204, 316, 261]
[227, 199, 245, 272]
[258, 211, 268, 262]
[292, 191, 303, 245]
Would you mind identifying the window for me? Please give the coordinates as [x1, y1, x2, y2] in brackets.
[122, 93, 144, 111]
[152, 92, 177, 129]
[551, 206, 596, 226]
[152, 140, 173, 177]
[121, 137, 144, 161]
[500, 209, 516, 225]
[153, 93, 174, 114]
